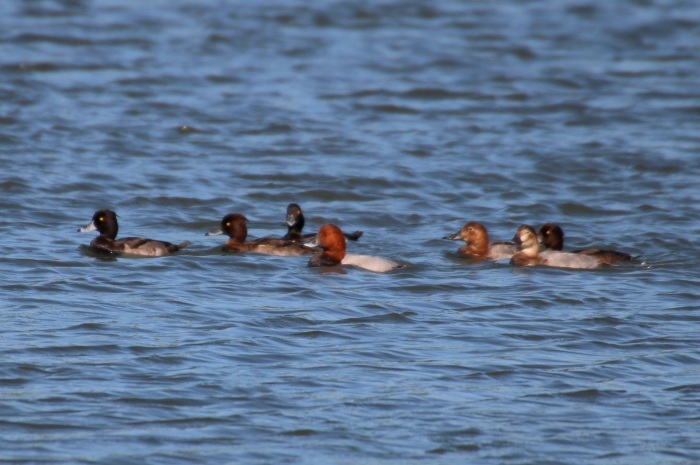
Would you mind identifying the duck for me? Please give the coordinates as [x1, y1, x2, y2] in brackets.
[306, 223, 401, 273]
[283, 203, 363, 242]
[206, 213, 313, 256]
[538, 223, 634, 265]
[445, 221, 520, 260]
[78, 209, 190, 257]
[510, 225, 606, 269]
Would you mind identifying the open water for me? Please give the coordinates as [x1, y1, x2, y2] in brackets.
[1, 0, 700, 464]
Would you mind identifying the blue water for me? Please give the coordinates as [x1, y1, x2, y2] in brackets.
[1, 0, 700, 463]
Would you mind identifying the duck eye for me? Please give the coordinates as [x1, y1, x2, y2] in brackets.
[467, 227, 473, 232]
[225, 222, 231, 227]
[99, 217, 104, 222]
[297, 210, 301, 215]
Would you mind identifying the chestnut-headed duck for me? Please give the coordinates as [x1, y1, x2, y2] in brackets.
[207, 213, 312, 256]
[306, 223, 401, 273]
[283, 203, 363, 242]
[445, 221, 519, 260]
[78, 209, 190, 257]
[538, 223, 634, 265]
[511, 225, 606, 269]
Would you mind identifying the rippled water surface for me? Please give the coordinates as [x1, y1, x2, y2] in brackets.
[2, 0, 700, 463]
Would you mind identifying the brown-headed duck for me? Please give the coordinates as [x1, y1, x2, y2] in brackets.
[445, 221, 519, 260]
[306, 223, 401, 273]
[207, 213, 313, 256]
[538, 223, 634, 265]
[78, 209, 190, 257]
[511, 225, 606, 269]
[283, 203, 363, 242]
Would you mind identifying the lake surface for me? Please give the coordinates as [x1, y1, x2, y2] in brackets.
[1, 0, 700, 463]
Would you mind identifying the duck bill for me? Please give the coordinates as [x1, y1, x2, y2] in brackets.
[444, 231, 461, 240]
[205, 227, 224, 236]
[285, 214, 297, 227]
[303, 236, 320, 248]
[512, 233, 523, 245]
[78, 220, 97, 233]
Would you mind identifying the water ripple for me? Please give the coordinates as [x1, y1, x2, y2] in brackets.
[1, 0, 700, 463]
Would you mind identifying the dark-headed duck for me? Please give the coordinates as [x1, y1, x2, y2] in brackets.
[445, 221, 519, 260]
[78, 209, 190, 257]
[538, 223, 634, 265]
[511, 225, 606, 269]
[306, 223, 401, 273]
[207, 213, 312, 256]
[283, 203, 363, 242]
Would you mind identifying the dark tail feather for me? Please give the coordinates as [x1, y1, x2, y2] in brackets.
[345, 230, 363, 241]
[170, 241, 191, 252]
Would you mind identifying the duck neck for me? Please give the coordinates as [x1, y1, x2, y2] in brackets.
[547, 235, 563, 250]
[324, 248, 345, 263]
[521, 241, 540, 258]
[291, 214, 304, 233]
[466, 240, 489, 257]
[102, 230, 117, 240]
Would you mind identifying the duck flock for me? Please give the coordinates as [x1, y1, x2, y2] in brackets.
[78, 204, 636, 273]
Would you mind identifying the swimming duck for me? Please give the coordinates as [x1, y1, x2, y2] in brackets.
[207, 213, 313, 256]
[78, 209, 190, 257]
[306, 223, 401, 273]
[283, 203, 363, 242]
[538, 223, 634, 265]
[511, 225, 606, 269]
[445, 221, 520, 260]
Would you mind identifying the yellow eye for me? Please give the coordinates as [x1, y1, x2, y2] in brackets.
[225, 222, 231, 227]
[546, 231, 550, 235]
[99, 217, 104, 222]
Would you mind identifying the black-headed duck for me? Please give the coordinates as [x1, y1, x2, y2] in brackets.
[538, 223, 634, 265]
[78, 209, 190, 257]
[283, 203, 363, 242]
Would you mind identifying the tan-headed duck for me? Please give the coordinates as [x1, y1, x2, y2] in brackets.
[207, 213, 313, 256]
[511, 225, 606, 269]
[283, 203, 363, 242]
[538, 223, 634, 265]
[445, 221, 520, 260]
[78, 209, 190, 257]
[306, 223, 401, 273]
